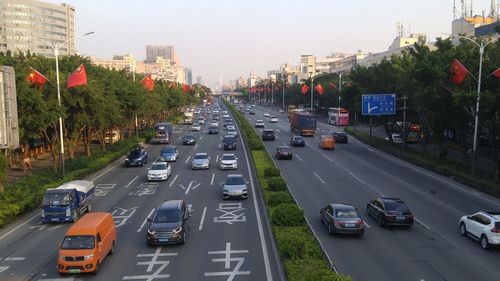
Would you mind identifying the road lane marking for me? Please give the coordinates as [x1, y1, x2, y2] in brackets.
[137, 209, 155, 233]
[345, 171, 368, 185]
[295, 154, 303, 162]
[199, 207, 207, 230]
[321, 153, 332, 162]
[313, 172, 326, 184]
[194, 144, 198, 149]
[216, 155, 219, 162]
[415, 217, 431, 230]
[211, 173, 215, 186]
[124, 176, 139, 188]
[169, 174, 178, 187]
[363, 221, 371, 228]
[240, 123, 273, 281]
[185, 155, 191, 164]
[0, 266, 9, 273]
[306, 143, 313, 149]
[4, 257, 25, 261]
[200, 135, 203, 140]
[0, 212, 39, 241]
[90, 160, 124, 181]
[218, 143, 221, 149]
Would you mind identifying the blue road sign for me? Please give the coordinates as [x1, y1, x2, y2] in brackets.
[361, 94, 396, 115]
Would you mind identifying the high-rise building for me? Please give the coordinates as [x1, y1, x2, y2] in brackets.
[145, 45, 175, 63]
[196, 76, 203, 85]
[91, 54, 136, 72]
[0, 0, 76, 57]
[185, 68, 192, 85]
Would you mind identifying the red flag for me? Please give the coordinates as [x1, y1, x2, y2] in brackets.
[266, 87, 270, 93]
[182, 84, 189, 93]
[275, 85, 280, 91]
[141, 74, 154, 92]
[328, 82, 336, 89]
[315, 84, 325, 95]
[26, 67, 48, 90]
[286, 82, 291, 89]
[449, 59, 469, 85]
[301, 84, 309, 95]
[493, 68, 500, 79]
[67, 64, 87, 89]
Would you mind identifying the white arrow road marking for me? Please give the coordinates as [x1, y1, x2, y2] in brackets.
[180, 181, 202, 195]
[137, 208, 155, 232]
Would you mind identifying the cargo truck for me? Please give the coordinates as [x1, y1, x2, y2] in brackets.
[290, 111, 316, 136]
[41, 180, 95, 223]
[153, 122, 172, 144]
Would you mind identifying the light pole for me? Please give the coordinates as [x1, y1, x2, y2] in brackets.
[445, 33, 498, 173]
[309, 72, 328, 111]
[19, 32, 94, 178]
[281, 73, 286, 109]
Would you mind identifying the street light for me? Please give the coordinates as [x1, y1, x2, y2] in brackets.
[444, 33, 499, 173]
[18, 31, 95, 178]
[308, 71, 328, 111]
[330, 70, 349, 126]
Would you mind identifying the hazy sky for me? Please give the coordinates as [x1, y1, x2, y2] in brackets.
[48, 0, 495, 86]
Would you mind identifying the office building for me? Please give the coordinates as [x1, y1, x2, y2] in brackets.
[145, 45, 175, 63]
[0, 0, 76, 57]
[185, 68, 192, 85]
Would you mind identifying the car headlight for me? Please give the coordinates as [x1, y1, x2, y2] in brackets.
[59, 255, 66, 260]
[147, 229, 156, 235]
[84, 254, 94, 260]
[125, 158, 129, 161]
[65, 208, 71, 216]
[173, 227, 183, 233]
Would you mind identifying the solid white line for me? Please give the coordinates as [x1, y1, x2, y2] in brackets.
[185, 155, 191, 164]
[0, 212, 39, 241]
[216, 155, 219, 163]
[124, 176, 138, 188]
[321, 153, 332, 162]
[295, 154, 303, 162]
[240, 125, 274, 281]
[194, 144, 198, 149]
[200, 135, 203, 140]
[169, 174, 178, 187]
[90, 160, 123, 181]
[275, 135, 279, 140]
[199, 207, 207, 231]
[210, 173, 215, 186]
[185, 183, 192, 195]
[346, 171, 367, 185]
[313, 172, 326, 184]
[415, 217, 431, 230]
[137, 209, 155, 233]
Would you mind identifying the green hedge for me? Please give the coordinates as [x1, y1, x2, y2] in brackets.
[345, 128, 500, 198]
[226, 101, 350, 281]
[0, 132, 151, 229]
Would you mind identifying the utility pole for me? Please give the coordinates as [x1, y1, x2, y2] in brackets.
[398, 95, 408, 152]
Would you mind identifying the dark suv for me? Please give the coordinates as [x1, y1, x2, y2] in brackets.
[146, 200, 190, 245]
[125, 148, 148, 167]
[223, 135, 237, 150]
[261, 129, 275, 141]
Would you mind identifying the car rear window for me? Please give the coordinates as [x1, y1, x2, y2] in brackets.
[335, 209, 358, 218]
[384, 201, 409, 212]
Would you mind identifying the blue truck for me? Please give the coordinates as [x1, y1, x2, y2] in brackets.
[153, 122, 173, 144]
[41, 180, 95, 223]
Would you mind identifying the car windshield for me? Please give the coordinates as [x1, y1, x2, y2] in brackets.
[194, 154, 208, 160]
[221, 155, 236, 161]
[42, 192, 71, 206]
[152, 209, 180, 223]
[279, 147, 291, 152]
[151, 164, 167, 170]
[294, 136, 303, 141]
[184, 134, 194, 139]
[225, 176, 245, 185]
[335, 209, 359, 218]
[129, 150, 141, 157]
[384, 201, 409, 212]
[61, 235, 95, 250]
[223, 137, 235, 143]
[162, 147, 176, 153]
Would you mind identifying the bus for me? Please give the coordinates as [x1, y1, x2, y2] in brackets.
[328, 107, 349, 126]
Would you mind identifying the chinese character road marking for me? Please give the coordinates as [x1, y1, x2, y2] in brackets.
[214, 203, 246, 224]
[0, 266, 9, 273]
[179, 181, 201, 195]
[122, 247, 178, 281]
[204, 243, 250, 281]
[95, 184, 116, 197]
[112, 207, 138, 228]
[129, 183, 159, 196]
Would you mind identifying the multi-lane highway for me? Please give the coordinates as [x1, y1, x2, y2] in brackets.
[0, 102, 283, 281]
[243, 104, 500, 281]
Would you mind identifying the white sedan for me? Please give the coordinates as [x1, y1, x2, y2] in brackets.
[147, 162, 171, 181]
[219, 153, 238, 170]
[192, 123, 201, 131]
[269, 116, 278, 123]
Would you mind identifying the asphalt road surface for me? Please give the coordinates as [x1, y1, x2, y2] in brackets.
[0, 102, 283, 281]
[243, 104, 500, 281]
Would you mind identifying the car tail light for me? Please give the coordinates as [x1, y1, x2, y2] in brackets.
[491, 228, 500, 233]
[358, 220, 364, 228]
[334, 221, 343, 227]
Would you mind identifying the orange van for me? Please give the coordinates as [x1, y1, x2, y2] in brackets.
[319, 135, 336, 150]
[57, 212, 116, 275]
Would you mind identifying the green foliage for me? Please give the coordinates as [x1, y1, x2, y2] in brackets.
[273, 226, 323, 260]
[266, 176, 287, 191]
[285, 259, 352, 281]
[0, 154, 8, 185]
[271, 203, 305, 227]
[264, 166, 281, 177]
[266, 191, 294, 207]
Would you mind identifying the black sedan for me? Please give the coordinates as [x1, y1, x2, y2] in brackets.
[275, 146, 292, 160]
[320, 204, 365, 235]
[261, 129, 275, 141]
[333, 132, 348, 143]
[366, 197, 414, 227]
[125, 148, 148, 167]
[182, 134, 196, 145]
[290, 135, 305, 147]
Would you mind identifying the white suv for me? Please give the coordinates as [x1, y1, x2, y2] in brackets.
[459, 211, 500, 249]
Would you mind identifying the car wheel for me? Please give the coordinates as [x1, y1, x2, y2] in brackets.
[460, 223, 467, 236]
[328, 223, 334, 235]
[180, 231, 187, 245]
[377, 215, 385, 227]
[92, 261, 99, 275]
[481, 235, 490, 250]
[109, 241, 115, 255]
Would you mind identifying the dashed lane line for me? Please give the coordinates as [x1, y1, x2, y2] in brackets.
[169, 174, 178, 187]
[210, 173, 215, 186]
[313, 172, 326, 184]
[137, 208, 155, 233]
[124, 176, 138, 188]
[295, 154, 303, 162]
[185, 155, 191, 164]
[199, 207, 207, 231]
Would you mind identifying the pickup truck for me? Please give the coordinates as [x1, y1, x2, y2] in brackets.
[41, 180, 95, 223]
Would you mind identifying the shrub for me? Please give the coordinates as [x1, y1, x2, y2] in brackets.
[266, 191, 294, 207]
[273, 226, 323, 260]
[266, 176, 287, 191]
[264, 166, 281, 177]
[271, 203, 305, 227]
[285, 259, 352, 281]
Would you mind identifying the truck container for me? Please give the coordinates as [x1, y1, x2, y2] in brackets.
[41, 180, 95, 223]
[290, 111, 316, 136]
[153, 122, 172, 144]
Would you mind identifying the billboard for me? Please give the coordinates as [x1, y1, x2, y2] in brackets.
[0, 66, 19, 149]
